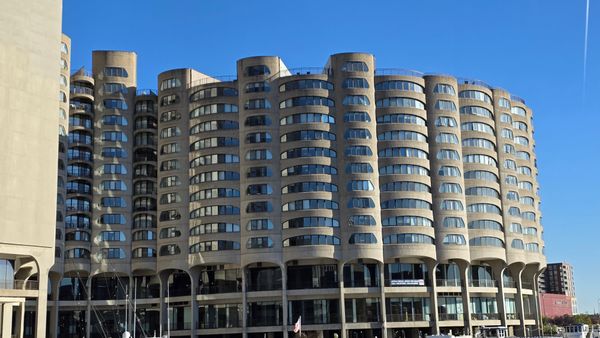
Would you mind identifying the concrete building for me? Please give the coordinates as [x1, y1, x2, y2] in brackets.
[539, 262, 577, 315]
[0, 0, 65, 337]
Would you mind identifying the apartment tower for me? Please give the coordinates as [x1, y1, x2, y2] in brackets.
[48, 52, 545, 338]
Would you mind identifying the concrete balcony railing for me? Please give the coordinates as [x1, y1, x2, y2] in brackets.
[471, 313, 500, 320]
[0, 280, 39, 290]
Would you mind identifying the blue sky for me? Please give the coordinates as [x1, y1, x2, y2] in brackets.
[64, 0, 600, 313]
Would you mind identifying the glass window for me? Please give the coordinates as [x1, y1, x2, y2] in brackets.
[511, 106, 527, 117]
[247, 219, 273, 231]
[344, 111, 371, 122]
[345, 145, 373, 157]
[190, 120, 238, 134]
[443, 217, 465, 228]
[463, 138, 495, 150]
[466, 187, 500, 198]
[245, 98, 271, 110]
[279, 79, 333, 92]
[281, 130, 335, 142]
[246, 81, 271, 93]
[282, 181, 338, 194]
[440, 200, 464, 211]
[342, 95, 370, 106]
[279, 96, 334, 109]
[433, 83, 456, 95]
[246, 201, 273, 213]
[498, 98, 511, 109]
[346, 162, 373, 174]
[379, 147, 428, 159]
[381, 199, 431, 210]
[461, 122, 495, 135]
[160, 94, 179, 106]
[464, 170, 498, 182]
[104, 67, 128, 77]
[245, 65, 270, 76]
[245, 149, 272, 160]
[349, 233, 377, 244]
[439, 183, 462, 194]
[376, 80, 423, 92]
[245, 115, 272, 126]
[437, 149, 460, 160]
[500, 113, 513, 124]
[189, 87, 237, 101]
[378, 130, 427, 142]
[343, 78, 369, 89]
[190, 223, 240, 235]
[190, 104, 238, 118]
[435, 100, 457, 111]
[348, 215, 377, 226]
[463, 154, 497, 167]
[160, 78, 181, 90]
[443, 234, 466, 245]
[247, 184, 273, 195]
[347, 197, 376, 209]
[469, 237, 504, 248]
[460, 106, 493, 118]
[283, 235, 341, 246]
[383, 234, 434, 244]
[379, 164, 428, 176]
[281, 147, 336, 160]
[190, 137, 239, 151]
[190, 154, 239, 167]
[467, 203, 502, 214]
[190, 205, 240, 218]
[280, 112, 334, 125]
[190, 188, 240, 201]
[190, 241, 240, 253]
[377, 114, 426, 125]
[459, 90, 492, 104]
[160, 110, 180, 122]
[435, 133, 459, 144]
[103, 99, 128, 110]
[435, 116, 457, 127]
[190, 171, 240, 184]
[348, 180, 375, 191]
[468, 220, 502, 231]
[247, 237, 273, 249]
[376, 97, 425, 109]
[341, 61, 368, 72]
[282, 199, 339, 211]
[103, 83, 128, 94]
[283, 217, 339, 229]
[381, 181, 430, 193]
[281, 164, 337, 176]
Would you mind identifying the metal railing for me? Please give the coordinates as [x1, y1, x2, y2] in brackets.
[278, 67, 332, 78]
[0, 279, 39, 290]
[471, 313, 500, 320]
[375, 68, 424, 77]
[469, 279, 498, 288]
[136, 89, 156, 96]
[438, 313, 463, 321]
[436, 279, 461, 287]
[187, 75, 237, 89]
[457, 77, 493, 89]
[387, 313, 430, 322]
[504, 281, 517, 288]
[506, 313, 519, 320]
[72, 69, 93, 78]
[511, 95, 526, 104]
[70, 86, 94, 95]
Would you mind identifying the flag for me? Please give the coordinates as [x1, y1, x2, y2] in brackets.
[293, 316, 301, 334]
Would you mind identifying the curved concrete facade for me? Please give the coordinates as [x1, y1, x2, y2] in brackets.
[47, 52, 546, 338]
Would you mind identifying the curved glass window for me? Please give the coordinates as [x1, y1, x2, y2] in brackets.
[501, 129, 514, 140]
[379, 164, 428, 176]
[189, 87, 237, 101]
[190, 137, 239, 151]
[343, 78, 369, 89]
[160, 126, 181, 139]
[498, 98, 511, 108]
[190, 171, 239, 184]
[464, 170, 498, 182]
[377, 114, 426, 125]
[433, 83, 455, 95]
[247, 201, 273, 213]
[504, 159, 517, 170]
[104, 67, 128, 77]
[281, 147, 336, 160]
[160, 110, 180, 122]
[349, 233, 377, 244]
[281, 164, 337, 177]
[247, 166, 272, 178]
[100, 214, 126, 225]
[280, 112, 334, 125]
[343, 95, 370, 106]
[522, 212, 536, 221]
[466, 187, 500, 198]
[514, 136, 529, 146]
[378, 130, 427, 142]
[246, 132, 272, 144]
[190, 154, 239, 167]
[505, 175, 518, 185]
[282, 199, 339, 211]
[439, 183, 462, 194]
[468, 220, 502, 231]
[500, 113, 513, 124]
[509, 239, 524, 250]
[438, 166, 461, 177]
[281, 130, 336, 142]
[509, 207, 521, 217]
[437, 149, 460, 160]
[346, 162, 373, 173]
[523, 227, 538, 236]
[511, 106, 527, 117]
[348, 215, 377, 226]
[382, 216, 432, 227]
[344, 111, 371, 122]
[103, 115, 128, 126]
[245, 65, 270, 76]
[516, 151, 531, 160]
[518, 166, 532, 176]
[245, 98, 271, 110]
[190, 205, 240, 218]
[460, 106, 493, 118]
[459, 90, 492, 104]
[102, 131, 128, 142]
[435, 133, 459, 144]
[247, 184, 273, 195]
[376, 80, 423, 92]
[463, 138, 495, 150]
[283, 235, 340, 247]
[103, 82, 127, 94]
[101, 197, 127, 208]
[190, 223, 240, 235]
[381, 199, 431, 210]
[160, 143, 180, 155]
[189, 241, 240, 253]
[519, 181, 534, 191]
[279, 79, 333, 92]
[246, 219, 273, 231]
[435, 100, 457, 111]
[348, 197, 376, 209]
[190, 188, 240, 201]
[443, 217, 465, 228]
[98, 231, 126, 242]
[190, 120, 238, 134]
[245, 149, 273, 161]
[513, 121, 528, 131]
[132, 229, 157, 241]
[383, 234, 434, 244]
[246, 81, 271, 93]
[381, 181, 430, 193]
[376, 97, 425, 109]
[65, 248, 91, 259]
[65, 231, 91, 242]
[464, 154, 497, 167]
[345, 145, 373, 157]
[160, 77, 181, 90]
[509, 223, 523, 233]
[101, 147, 127, 158]
[461, 122, 494, 135]
[443, 235, 466, 245]
[341, 61, 368, 72]
[190, 104, 238, 118]
[520, 196, 535, 206]
[348, 180, 375, 191]
[441, 200, 464, 211]
[469, 237, 504, 248]
[132, 248, 156, 258]
[160, 94, 179, 107]
[100, 180, 127, 191]
[159, 176, 180, 188]
[159, 193, 181, 205]
[435, 116, 457, 128]
[467, 203, 501, 214]
[345, 128, 372, 140]
[379, 147, 428, 159]
[280, 96, 334, 108]
[247, 237, 273, 249]
[283, 217, 339, 229]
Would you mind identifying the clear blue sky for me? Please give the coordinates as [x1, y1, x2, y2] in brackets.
[64, 0, 600, 313]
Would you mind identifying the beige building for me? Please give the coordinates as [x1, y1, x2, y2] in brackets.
[0, 0, 65, 337]
[43, 51, 547, 338]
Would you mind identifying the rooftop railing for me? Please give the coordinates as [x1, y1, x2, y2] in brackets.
[375, 68, 424, 77]
[187, 75, 237, 89]
[511, 95, 526, 104]
[457, 77, 493, 89]
[136, 89, 157, 96]
[72, 69, 94, 78]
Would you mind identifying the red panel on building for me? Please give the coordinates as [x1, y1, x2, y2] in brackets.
[540, 293, 573, 318]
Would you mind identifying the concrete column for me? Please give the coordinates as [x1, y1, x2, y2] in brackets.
[338, 263, 346, 338]
[86, 277, 92, 338]
[15, 301, 25, 338]
[493, 266, 507, 327]
[458, 262, 472, 335]
[49, 277, 61, 338]
[533, 272, 543, 337]
[281, 264, 288, 336]
[35, 268, 49, 338]
[428, 262, 440, 335]
[379, 262, 387, 338]
[2, 303, 14, 338]
[189, 270, 200, 334]
[242, 267, 248, 338]
[514, 269, 526, 337]
[158, 272, 168, 336]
